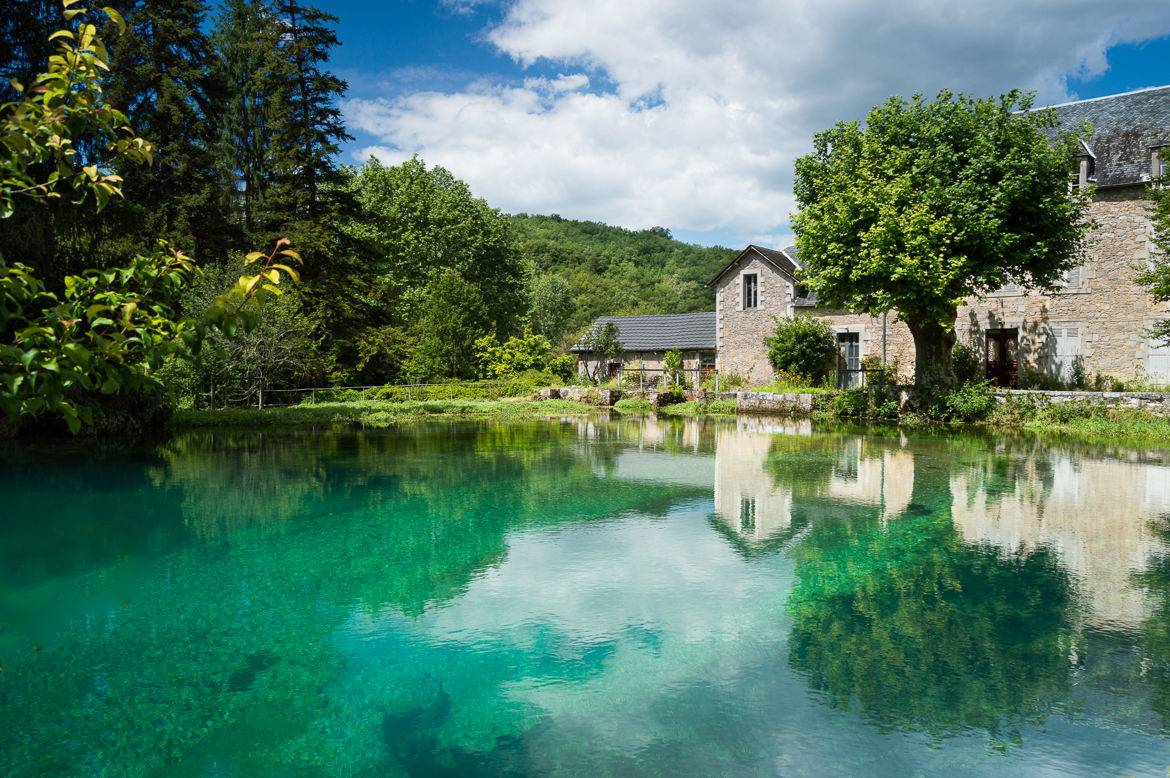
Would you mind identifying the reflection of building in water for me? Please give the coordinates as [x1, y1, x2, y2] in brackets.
[825, 439, 914, 523]
[713, 425, 795, 546]
[712, 421, 914, 548]
[950, 457, 1170, 630]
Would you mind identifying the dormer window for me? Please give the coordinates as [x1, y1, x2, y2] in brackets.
[1153, 145, 1168, 182]
[1072, 140, 1096, 189]
[743, 273, 758, 309]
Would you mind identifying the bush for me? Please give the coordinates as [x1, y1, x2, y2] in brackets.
[765, 315, 838, 383]
[702, 370, 745, 391]
[944, 380, 996, 422]
[657, 387, 686, 407]
[952, 343, 983, 384]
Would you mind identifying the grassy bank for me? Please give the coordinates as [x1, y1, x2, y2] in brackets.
[171, 399, 597, 429]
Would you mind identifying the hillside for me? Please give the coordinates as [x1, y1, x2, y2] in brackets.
[510, 214, 737, 342]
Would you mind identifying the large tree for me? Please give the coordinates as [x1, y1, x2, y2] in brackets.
[1138, 182, 1170, 345]
[792, 89, 1092, 387]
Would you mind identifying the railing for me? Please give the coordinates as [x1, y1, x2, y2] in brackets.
[208, 380, 536, 409]
[612, 367, 719, 392]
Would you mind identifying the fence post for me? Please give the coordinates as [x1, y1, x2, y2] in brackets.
[362, 389, 366, 402]
[450, 385, 453, 400]
[258, 384, 263, 410]
[210, 383, 215, 410]
[312, 389, 316, 404]
[716, 372, 720, 393]
[408, 386, 412, 401]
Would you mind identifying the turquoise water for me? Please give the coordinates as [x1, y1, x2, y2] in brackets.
[2, 417, 1170, 775]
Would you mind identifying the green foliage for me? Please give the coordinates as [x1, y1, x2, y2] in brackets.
[1138, 183, 1170, 345]
[702, 369, 745, 391]
[527, 273, 575, 347]
[656, 386, 686, 406]
[952, 342, 983, 384]
[793, 89, 1092, 387]
[475, 328, 559, 379]
[407, 269, 488, 381]
[943, 380, 996, 422]
[0, 7, 296, 433]
[766, 315, 837, 383]
[339, 156, 526, 335]
[510, 213, 735, 338]
[663, 346, 683, 385]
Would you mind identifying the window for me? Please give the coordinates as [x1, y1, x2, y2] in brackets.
[739, 497, 756, 532]
[742, 273, 758, 309]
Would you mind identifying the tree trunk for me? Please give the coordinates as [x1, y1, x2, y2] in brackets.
[906, 312, 957, 389]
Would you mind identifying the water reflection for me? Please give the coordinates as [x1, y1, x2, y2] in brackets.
[710, 421, 1170, 741]
[4, 419, 1170, 775]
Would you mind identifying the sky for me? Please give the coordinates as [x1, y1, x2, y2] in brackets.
[315, 0, 1170, 248]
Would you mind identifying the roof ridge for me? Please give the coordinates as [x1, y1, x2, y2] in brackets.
[1043, 84, 1170, 111]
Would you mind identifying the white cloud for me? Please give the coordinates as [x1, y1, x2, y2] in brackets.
[344, 0, 1170, 244]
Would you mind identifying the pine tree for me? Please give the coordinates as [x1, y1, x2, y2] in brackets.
[211, 0, 273, 237]
[256, 0, 352, 276]
[102, 0, 237, 262]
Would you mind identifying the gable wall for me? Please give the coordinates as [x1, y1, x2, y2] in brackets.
[715, 254, 793, 384]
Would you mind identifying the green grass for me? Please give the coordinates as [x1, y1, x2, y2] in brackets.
[171, 399, 597, 429]
[661, 399, 738, 416]
[613, 398, 655, 413]
[750, 381, 837, 394]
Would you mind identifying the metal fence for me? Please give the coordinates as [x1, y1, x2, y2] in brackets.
[208, 380, 536, 409]
[612, 367, 719, 392]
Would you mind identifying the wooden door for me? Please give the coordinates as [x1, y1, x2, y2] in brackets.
[986, 330, 1018, 388]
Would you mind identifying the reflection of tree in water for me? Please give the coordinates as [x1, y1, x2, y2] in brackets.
[0, 420, 712, 774]
[1137, 513, 1170, 731]
[786, 452, 1075, 741]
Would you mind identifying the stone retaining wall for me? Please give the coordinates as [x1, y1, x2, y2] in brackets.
[994, 390, 1170, 414]
[536, 387, 622, 405]
[736, 391, 824, 414]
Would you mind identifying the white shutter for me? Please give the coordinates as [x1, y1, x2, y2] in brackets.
[1051, 327, 1082, 382]
[1149, 337, 1170, 383]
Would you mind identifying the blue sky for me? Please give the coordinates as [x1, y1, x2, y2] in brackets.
[314, 0, 1170, 248]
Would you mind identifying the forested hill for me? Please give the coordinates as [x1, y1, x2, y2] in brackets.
[509, 214, 737, 343]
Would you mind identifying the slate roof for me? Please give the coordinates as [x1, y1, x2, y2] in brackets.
[706, 244, 800, 288]
[571, 312, 716, 352]
[1042, 85, 1170, 187]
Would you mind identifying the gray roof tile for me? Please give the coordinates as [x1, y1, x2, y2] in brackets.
[1042, 86, 1170, 187]
[572, 312, 716, 352]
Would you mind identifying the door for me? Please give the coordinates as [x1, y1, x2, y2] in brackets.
[986, 329, 1019, 388]
[837, 332, 861, 389]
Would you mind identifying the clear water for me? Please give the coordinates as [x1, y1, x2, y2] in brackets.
[3, 416, 1170, 776]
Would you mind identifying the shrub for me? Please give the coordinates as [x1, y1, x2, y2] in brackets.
[944, 380, 996, 422]
[831, 389, 870, 418]
[702, 370, 745, 391]
[663, 347, 684, 386]
[765, 315, 838, 383]
[952, 343, 983, 384]
[657, 387, 686, 407]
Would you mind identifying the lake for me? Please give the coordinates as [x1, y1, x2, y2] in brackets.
[2, 416, 1170, 776]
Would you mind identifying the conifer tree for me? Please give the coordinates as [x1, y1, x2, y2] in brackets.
[103, 0, 236, 262]
[256, 0, 352, 276]
[211, 0, 273, 236]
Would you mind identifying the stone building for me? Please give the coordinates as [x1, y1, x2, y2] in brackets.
[572, 312, 716, 383]
[709, 85, 1170, 387]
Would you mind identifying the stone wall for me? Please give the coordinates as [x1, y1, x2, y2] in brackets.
[715, 254, 792, 385]
[994, 389, 1170, 413]
[953, 188, 1168, 384]
[799, 308, 917, 382]
[736, 391, 825, 414]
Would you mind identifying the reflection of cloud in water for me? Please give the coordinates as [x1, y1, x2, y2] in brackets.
[950, 456, 1170, 630]
[361, 507, 793, 756]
